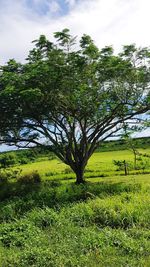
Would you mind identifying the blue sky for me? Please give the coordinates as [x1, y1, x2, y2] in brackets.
[1, 0, 150, 64]
[25, 0, 71, 16]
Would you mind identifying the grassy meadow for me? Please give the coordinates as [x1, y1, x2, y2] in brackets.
[12, 147, 150, 179]
[0, 140, 150, 266]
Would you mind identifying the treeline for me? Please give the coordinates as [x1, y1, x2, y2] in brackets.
[0, 148, 55, 168]
[97, 137, 150, 152]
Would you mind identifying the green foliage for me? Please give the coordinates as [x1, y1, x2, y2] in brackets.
[113, 159, 131, 175]
[0, 153, 17, 168]
[0, 29, 150, 183]
[27, 207, 58, 228]
[0, 168, 21, 184]
[63, 166, 73, 174]
[136, 157, 150, 172]
[96, 138, 150, 152]
[0, 148, 56, 169]
[17, 171, 41, 184]
[0, 219, 40, 248]
[113, 155, 150, 174]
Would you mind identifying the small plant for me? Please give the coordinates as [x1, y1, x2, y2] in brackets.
[137, 158, 150, 173]
[63, 167, 73, 174]
[113, 160, 131, 175]
[45, 171, 57, 177]
[17, 171, 41, 184]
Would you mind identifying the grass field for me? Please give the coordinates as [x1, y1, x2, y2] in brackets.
[0, 147, 150, 266]
[12, 148, 150, 180]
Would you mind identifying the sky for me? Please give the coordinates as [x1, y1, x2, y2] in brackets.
[1, 0, 150, 64]
[0, 0, 150, 150]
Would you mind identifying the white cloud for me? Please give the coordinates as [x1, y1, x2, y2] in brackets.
[49, 1, 61, 13]
[65, 0, 76, 8]
[38, 0, 61, 14]
[0, 0, 150, 64]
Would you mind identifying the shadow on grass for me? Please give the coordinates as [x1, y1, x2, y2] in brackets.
[0, 178, 142, 222]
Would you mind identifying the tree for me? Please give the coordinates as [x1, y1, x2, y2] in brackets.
[121, 123, 141, 170]
[0, 29, 150, 183]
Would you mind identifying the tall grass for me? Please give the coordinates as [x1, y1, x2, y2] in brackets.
[1, 145, 150, 266]
[0, 174, 150, 266]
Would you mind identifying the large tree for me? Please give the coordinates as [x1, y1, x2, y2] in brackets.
[0, 29, 150, 183]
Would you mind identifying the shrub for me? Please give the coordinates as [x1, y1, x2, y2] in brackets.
[17, 171, 41, 184]
[0, 169, 22, 184]
[0, 153, 17, 168]
[0, 170, 8, 184]
[113, 160, 133, 175]
[63, 167, 73, 174]
[45, 171, 57, 177]
[18, 157, 30, 165]
[47, 180, 62, 187]
[136, 158, 150, 172]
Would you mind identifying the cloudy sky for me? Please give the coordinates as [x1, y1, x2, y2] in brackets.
[0, 0, 150, 150]
[0, 0, 150, 64]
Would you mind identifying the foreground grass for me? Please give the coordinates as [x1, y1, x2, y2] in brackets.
[0, 173, 150, 266]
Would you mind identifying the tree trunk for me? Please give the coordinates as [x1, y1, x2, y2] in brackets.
[74, 165, 85, 184]
[123, 160, 128, 176]
[134, 152, 137, 170]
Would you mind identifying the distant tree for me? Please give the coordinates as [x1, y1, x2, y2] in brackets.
[113, 159, 129, 175]
[0, 29, 150, 183]
[122, 121, 150, 170]
[121, 124, 140, 170]
[126, 137, 139, 170]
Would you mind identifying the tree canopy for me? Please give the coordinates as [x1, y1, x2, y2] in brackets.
[0, 29, 150, 183]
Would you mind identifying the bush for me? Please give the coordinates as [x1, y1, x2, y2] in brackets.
[47, 180, 62, 187]
[17, 150, 36, 164]
[0, 153, 17, 168]
[45, 171, 57, 177]
[136, 158, 150, 172]
[63, 167, 73, 174]
[0, 170, 8, 184]
[18, 157, 30, 165]
[0, 169, 22, 184]
[113, 160, 133, 175]
[17, 171, 41, 184]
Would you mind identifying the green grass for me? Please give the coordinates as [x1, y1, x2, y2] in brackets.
[1, 147, 150, 266]
[0, 177, 150, 266]
[12, 148, 150, 181]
